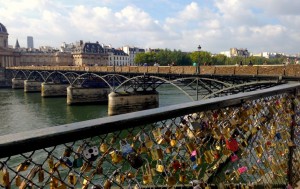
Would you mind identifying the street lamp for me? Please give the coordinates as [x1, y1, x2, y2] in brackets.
[197, 45, 201, 74]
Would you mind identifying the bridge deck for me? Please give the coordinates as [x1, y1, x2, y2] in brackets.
[6, 65, 300, 77]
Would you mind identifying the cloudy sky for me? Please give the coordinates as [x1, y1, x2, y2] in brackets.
[0, 0, 300, 54]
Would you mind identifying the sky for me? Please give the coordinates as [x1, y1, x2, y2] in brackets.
[0, 0, 300, 55]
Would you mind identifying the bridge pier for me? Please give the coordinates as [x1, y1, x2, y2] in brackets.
[67, 86, 110, 105]
[12, 78, 25, 89]
[41, 83, 69, 97]
[108, 91, 159, 116]
[24, 80, 42, 93]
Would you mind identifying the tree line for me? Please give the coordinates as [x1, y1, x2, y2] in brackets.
[134, 49, 293, 66]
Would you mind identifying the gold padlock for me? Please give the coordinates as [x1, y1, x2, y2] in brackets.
[156, 160, 164, 173]
[255, 145, 264, 158]
[68, 173, 77, 185]
[80, 162, 92, 172]
[16, 159, 31, 172]
[38, 168, 44, 182]
[151, 148, 163, 160]
[48, 155, 54, 169]
[179, 173, 186, 183]
[0, 167, 10, 187]
[186, 142, 195, 153]
[166, 175, 176, 186]
[15, 175, 22, 186]
[109, 150, 123, 164]
[103, 179, 112, 189]
[100, 143, 108, 153]
[204, 150, 214, 164]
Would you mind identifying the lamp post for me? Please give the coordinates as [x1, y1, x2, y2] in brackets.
[197, 45, 201, 74]
[196, 45, 201, 101]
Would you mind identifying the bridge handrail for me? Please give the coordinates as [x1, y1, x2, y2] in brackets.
[0, 83, 299, 157]
[0, 83, 300, 188]
[6, 64, 300, 77]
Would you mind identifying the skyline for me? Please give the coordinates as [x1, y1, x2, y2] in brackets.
[1, 0, 300, 54]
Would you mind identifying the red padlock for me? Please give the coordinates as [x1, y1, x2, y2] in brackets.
[225, 138, 239, 152]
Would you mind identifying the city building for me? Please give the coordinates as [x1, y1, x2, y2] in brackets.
[0, 23, 18, 67]
[72, 41, 108, 66]
[107, 48, 129, 66]
[122, 45, 145, 65]
[230, 48, 250, 58]
[27, 36, 34, 49]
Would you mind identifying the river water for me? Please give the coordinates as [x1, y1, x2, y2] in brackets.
[0, 86, 191, 136]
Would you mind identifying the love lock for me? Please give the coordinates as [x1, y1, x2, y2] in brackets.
[83, 146, 99, 161]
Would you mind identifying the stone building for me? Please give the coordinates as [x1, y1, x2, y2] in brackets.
[0, 23, 18, 67]
[72, 41, 108, 66]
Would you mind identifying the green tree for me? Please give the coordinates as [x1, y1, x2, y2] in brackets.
[189, 51, 212, 65]
[212, 54, 227, 65]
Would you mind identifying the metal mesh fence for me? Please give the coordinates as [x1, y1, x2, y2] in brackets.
[0, 90, 300, 188]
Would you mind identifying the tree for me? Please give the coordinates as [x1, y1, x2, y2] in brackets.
[189, 51, 212, 65]
[212, 54, 227, 65]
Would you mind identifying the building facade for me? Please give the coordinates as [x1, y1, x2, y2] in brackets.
[122, 46, 145, 65]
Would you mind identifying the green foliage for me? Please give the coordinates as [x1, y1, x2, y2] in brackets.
[134, 49, 290, 66]
[134, 49, 192, 66]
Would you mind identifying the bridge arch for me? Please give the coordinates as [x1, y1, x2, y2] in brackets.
[44, 71, 80, 84]
[113, 75, 234, 101]
[71, 73, 114, 90]
[26, 70, 46, 81]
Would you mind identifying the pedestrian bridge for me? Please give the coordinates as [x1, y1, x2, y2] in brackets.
[5, 65, 300, 115]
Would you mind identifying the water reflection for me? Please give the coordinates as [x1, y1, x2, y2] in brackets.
[0, 85, 191, 136]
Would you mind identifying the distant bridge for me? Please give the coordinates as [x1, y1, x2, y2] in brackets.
[6, 65, 296, 99]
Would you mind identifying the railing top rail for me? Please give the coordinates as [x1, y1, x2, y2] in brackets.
[0, 83, 300, 158]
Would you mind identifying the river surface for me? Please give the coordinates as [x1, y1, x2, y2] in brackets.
[0, 86, 191, 136]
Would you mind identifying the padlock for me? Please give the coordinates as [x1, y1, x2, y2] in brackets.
[170, 134, 177, 147]
[63, 147, 72, 157]
[104, 179, 112, 189]
[38, 168, 44, 182]
[116, 173, 126, 184]
[225, 138, 239, 152]
[60, 156, 73, 168]
[127, 152, 144, 169]
[186, 142, 195, 153]
[204, 150, 214, 164]
[255, 144, 264, 158]
[231, 154, 239, 162]
[80, 162, 92, 173]
[179, 172, 187, 183]
[165, 170, 176, 186]
[83, 146, 99, 161]
[150, 147, 163, 160]
[15, 175, 22, 186]
[100, 143, 108, 153]
[109, 150, 123, 164]
[142, 161, 153, 184]
[0, 166, 10, 187]
[120, 140, 134, 156]
[68, 173, 77, 185]
[16, 159, 31, 172]
[156, 160, 164, 173]
[152, 128, 162, 141]
[82, 176, 90, 189]
[47, 155, 54, 169]
[175, 128, 184, 140]
[237, 166, 247, 174]
[73, 155, 84, 168]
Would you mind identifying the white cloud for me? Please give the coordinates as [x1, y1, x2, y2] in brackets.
[0, 0, 300, 54]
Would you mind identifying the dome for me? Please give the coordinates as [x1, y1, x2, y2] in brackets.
[0, 23, 8, 34]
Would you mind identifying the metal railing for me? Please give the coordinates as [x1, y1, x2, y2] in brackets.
[1, 83, 300, 188]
